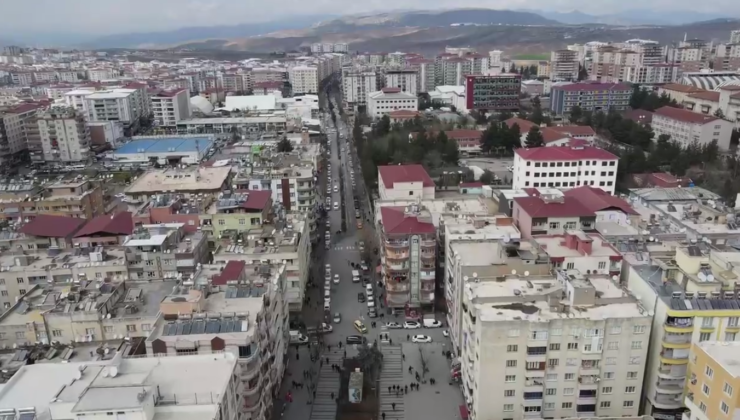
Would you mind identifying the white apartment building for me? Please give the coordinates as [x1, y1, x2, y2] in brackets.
[512, 146, 619, 194]
[385, 70, 418, 96]
[37, 106, 90, 162]
[311, 43, 349, 53]
[57, 70, 79, 83]
[151, 88, 192, 127]
[64, 88, 95, 113]
[236, 165, 316, 214]
[407, 58, 435, 93]
[459, 269, 652, 420]
[0, 351, 242, 420]
[489, 50, 503, 68]
[342, 68, 380, 108]
[626, 245, 740, 420]
[550, 50, 580, 82]
[731, 30, 740, 44]
[652, 106, 733, 150]
[86, 68, 115, 81]
[377, 164, 435, 200]
[0, 103, 43, 164]
[367, 88, 418, 119]
[289, 65, 319, 94]
[86, 89, 137, 123]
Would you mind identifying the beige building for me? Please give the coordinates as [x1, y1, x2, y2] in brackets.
[0, 179, 104, 222]
[550, 50, 579, 81]
[460, 269, 652, 420]
[124, 223, 209, 281]
[685, 341, 740, 420]
[37, 106, 91, 162]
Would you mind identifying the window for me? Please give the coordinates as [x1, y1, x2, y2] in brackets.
[549, 222, 560, 229]
[629, 357, 641, 365]
[548, 358, 559, 367]
[625, 386, 636, 393]
[706, 366, 714, 378]
[598, 261, 606, 270]
[607, 341, 619, 350]
[563, 388, 574, 395]
[506, 360, 517, 367]
[600, 401, 611, 408]
[700, 332, 712, 342]
[565, 373, 575, 381]
[52, 330, 62, 337]
[606, 357, 617, 365]
[0, 291, 6, 297]
[126, 325, 137, 332]
[703, 383, 711, 395]
[103, 326, 114, 333]
[721, 401, 730, 415]
[724, 382, 734, 397]
[546, 388, 556, 395]
[546, 373, 557, 382]
[631, 341, 642, 349]
[551, 328, 562, 336]
[727, 332, 737, 341]
[603, 372, 615, 380]
[702, 317, 714, 327]
[508, 329, 520, 337]
[505, 375, 516, 382]
[544, 402, 555, 410]
[562, 402, 573, 409]
[729, 317, 739, 327]
[602, 386, 613, 394]
[567, 342, 578, 350]
[633, 325, 646, 334]
[503, 404, 514, 412]
[623, 401, 634, 408]
[507, 344, 518, 352]
[239, 219, 245, 225]
[523, 406, 541, 413]
[15, 332, 24, 339]
[85, 328, 95, 335]
[142, 324, 151, 332]
[16, 278, 24, 283]
[550, 343, 561, 351]
[218, 219, 225, 225]
[566, 262, 575, 269]
[627, 371, 638, 379]
[18, 289, 26, 295]
[504, 390, 515, 397]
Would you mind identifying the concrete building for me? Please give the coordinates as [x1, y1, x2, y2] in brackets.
[200, 191, 273, 238]
[0, 179, 104, 222]
[550, 83, 632, 115]
[459, 269, 651, 420]
[410, 129, 484, 156]
[385, 70, 418, 96]
[151, 88, 191, 128]
[289, 66, 319, 95]
[367, 88, 418, 119]
[626, 244, 740, 420]
[112, 136, 214, 165]
[0, 351, 242, 420]
[512, 146, 619, 194]
[676, 86, 740, 129]
[233, 164, 315, 213]
[341, 68, 380, 108]
[175, 116, 287, 135]
[550, 50, 580, 81]
[464, 74, 521, 111]
[126, 166, 231, 198]
[651, 106, 733, 150]
[0, 103, 44, 165]
[86, 68, 115, 81]
[146, 262, 289, 420]
[712, 43, 740, 72]
[378, 164, 435, 200]
[124, 223, 209, 280]
[685, 341, 740, 420]
[37, 107, 91, 162]
[406, 58, 435, 93]
[85, 89, 141, 135]
[731, 30, 740, 44]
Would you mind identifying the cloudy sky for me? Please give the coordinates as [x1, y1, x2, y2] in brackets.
[0, 0, 737, 34]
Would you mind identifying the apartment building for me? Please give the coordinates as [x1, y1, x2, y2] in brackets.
[289, 66, 319, 94]
[512, 186, 639, 238]
[550, 82, 631, 115]
[86, 68, 115, 81]
[627, 244, 740, 420]
[685, 341, 740, 420]
[459, 269, 651, 420]
[124, 223, 209, 280]
[0, 351, 242, 420]
[85, 89, 141, 135]
[37, 106, 90, 162]
[342, 68, 381, 108]
[512, 146, 619, 194]
[550, 50, 580, 81]
[200, 191, 273, 237]
[0, 103, 45, 165]
[0, 180, 104, 222]
[464, 74, 521, 111]
[677, 86, 740, 128]
[712, 43, 740, 72]
[233, 165, 315, 213]
[406, 58, 435, 93]
[147, 262, 288, 420]
[378, 203, 436, 310]
[367, 88, 418, 119]
[252, 68, 287, 85]
[651, 106, 733, 150]
[731, 30, 740, 44]
[133, 194, 212, 232]
[378, 164, 435, 200]
[125, 166, 232, 198]
[175, 115, 287, 135]
[212, 218, 310, 312]
[150, 88, 191, 128]
[385, 70, 418, 96]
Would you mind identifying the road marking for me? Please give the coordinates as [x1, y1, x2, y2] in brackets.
[333, 246, 356, 251]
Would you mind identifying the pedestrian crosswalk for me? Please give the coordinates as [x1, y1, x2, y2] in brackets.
[332, 246, 356, 251]
[379, 345, 405, 420]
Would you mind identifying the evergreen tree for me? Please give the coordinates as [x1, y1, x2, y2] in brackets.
[525, 126, 545, 148]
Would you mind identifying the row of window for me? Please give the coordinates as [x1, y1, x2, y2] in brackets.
[0, 323, 152, 340]
[503, 385, 638, 397]
[507, 340, 643, 352]
[506, 325, 647, 337]
[504, 357, 642, 367]
[524, 180, 613, 188]
[528, 160, 616, 167]
[501, 400, 634, 411]
[526, 171, 615, 177]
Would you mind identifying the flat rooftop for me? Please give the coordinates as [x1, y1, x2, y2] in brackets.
[115, 137, 213, 155]
[698, 341, 740, 378]
[451, 241, 506, 266]
[126, 167, 231, 194]
[376, 197, 493, 226]
[178, 116, 287, 124]
[443, 215, 521, 240]
[534, 233, 620, 258]
[0, 247, 127, 274]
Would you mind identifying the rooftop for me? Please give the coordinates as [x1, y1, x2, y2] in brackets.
[207, 190, 272, 214]
[74, 212, 134, 238]
[533, 231, 621, 258]
[380, 206, 435, 235]
[653, 106, 719, 124]
[18, 214, 86, 238]
[553, 82, 631, 92]
[114, 136, 214, 155]
[378, 164, 434, 189]
[698, 341, 740, 378]
[126, 167, 231, 194]
[515, 146, 618, 161]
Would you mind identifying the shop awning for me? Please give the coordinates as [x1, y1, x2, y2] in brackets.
[459, 405, 468, 420]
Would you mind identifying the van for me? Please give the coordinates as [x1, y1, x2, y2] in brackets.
[422, 318, 443, 328]
[354, 320, 368, 334]
[351, 270, 361, 283]
[289, 330, 308, 345]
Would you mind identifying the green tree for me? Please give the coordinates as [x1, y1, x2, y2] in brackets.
[276, 137, 293, 152]
[356, 343, 384, 384]
[569, 105, 583, 124]
[509, 63, 517, 73]
[480, 170, 495, 185]
[375, 115, 391, 136]
[505, 123, 522, 151]
[714, 108, 726, 119]
[525, 126, 545, 148]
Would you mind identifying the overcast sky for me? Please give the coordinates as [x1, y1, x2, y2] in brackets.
[1, 0, 737, 34]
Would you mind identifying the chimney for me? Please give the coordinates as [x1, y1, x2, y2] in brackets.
[576, 235, 593, 256]
[564, 232, 578, 250]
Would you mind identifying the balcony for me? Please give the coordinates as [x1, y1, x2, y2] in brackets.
[421, 271, 435, 280]
[386, 281, 410, 292]
[661, 349, 689, 364]
[656, 379, 684, 394]
[578, 375, 599, 389]
[387, 251, 409, 259]
[385, 240, 409, 249]
[663, 333, 692, 349]
[524, 378, 545, 392]
[653, 393, 683, 409]
[665, 317, 693, 333]
[658, 364, 687, 380]
[526, 347, 547, 363]
[421, 239, 436, 247]
[386, 262, 409, 271]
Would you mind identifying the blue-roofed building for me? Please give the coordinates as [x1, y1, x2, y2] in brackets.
[111, 135, 214, 165]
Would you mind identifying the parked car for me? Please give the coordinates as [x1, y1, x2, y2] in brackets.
[357, 293, 366, 303]
[411, 335, 432, 343]
[333, 274, 340, 284]
[423, 319, 443, 328]
[404, 321, 421, 329]
[385, 322, 402, 329]
[346, 335, 366, 345]
[333, 312, 342, 323]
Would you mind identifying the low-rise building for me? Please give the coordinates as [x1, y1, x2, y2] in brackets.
[124, 223, 209, 280]
[201, 191, 273, 238]
[233, 165, 315, 213]
[112, 135, 214, 165]
[151, 88, 191, 128]
[0, 179, 104, 222]
[410, 129, 484, 156]
[133, 194, 213, 232]
[125, 166, 231, 199]
[685, 341, 740, 420]
[175, 116, 287, 135]
[378, 164, 435, 200]
[367, 88, 418, 119]
[652, 106, 733, 150]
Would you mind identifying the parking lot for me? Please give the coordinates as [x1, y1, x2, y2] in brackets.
[460, 156, 514, 183]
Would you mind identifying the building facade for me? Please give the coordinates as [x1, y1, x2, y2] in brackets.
[367, 88, 418, 119]
[550, 50, 580, 81]
[652, 106, 733, 150]
[465, 74, 521, 111]
[550, 83, 631, 116]
[151, 88, 191, 128]
[37, 107, 90, 162]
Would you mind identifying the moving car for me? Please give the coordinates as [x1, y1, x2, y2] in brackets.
[351, 270, 361, 283]
[357, 293, 366, 303]
[325, 220, 331, 227]
[385, 322, 402, 329]
[411, 335, 432, 343]
[333, 185, 339, 193]
[333, 312, 342, 323]
[333, 274, 340, 284]
[403, 321, 421, 329]
[354, 320, 368, 334]
[346, 335, 366, 345]
[289, 330, 309, 344]
[358, 241, 365, 251]
[333, 202, 339, 210]
[306, 323, 333, 334]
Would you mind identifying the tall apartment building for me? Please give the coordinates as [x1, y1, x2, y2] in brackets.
[146, 262, 289, 420]
[713, 43, 740, 72]
[289, 66, 319, 94]
[731, 30, 740, 44]
[86, 68, 115, 81]
[378, 203, 436, 310]
[311, 43, 349, 53]
[459, 269, 651, 420]
[550, 50, 580, 81]
[488, 50, 503, 68]
[342, 67, 380, 108]
[512, 146, 620, 194]
[435, 54, 487, 86]
[124, 223, 210, 280]
[0, 103, 44, 165]
[406, 58, 435, 93]
[252, 68, 287, 85]
[233, 165, 316, 213]
[151, 88, 191, 128]
[385, 70, 418, 96]
[0, 351, 243, 420]
[37, 106, 91, 162]
[549, 82, 632, 115]
[685, 342, 740, 420]
[464, 74, 521, 111]
[652, 106, 733, 150]
[627, 244, 740, 420]
[85, 86, 150, 135]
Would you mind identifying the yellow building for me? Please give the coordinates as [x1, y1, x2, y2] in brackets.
[685, 341, 740, 420]
[200, 191, 272, 239]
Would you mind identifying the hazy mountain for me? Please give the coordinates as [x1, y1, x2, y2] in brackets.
[522, 9, 733, 26]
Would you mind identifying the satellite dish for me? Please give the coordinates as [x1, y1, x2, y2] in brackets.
[524, 271, 530, 277]
[698, 272, 707, 281]
[109, 366, 118, 377]
[612, 275, 618, 282]
[707, 274, 715, 282]
[472, 272, 478, 278]
[511, 269, 517, 275]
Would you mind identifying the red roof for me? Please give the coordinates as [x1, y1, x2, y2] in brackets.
[540, 127, 570, 143]
[504, 117, 535, 133]
[153, 89, 185, 98]
[687, 91, 720, 102]
[241, 190, 271, 211]
[381, 87, 402, 93]
[212, 260, 246, 286]
[719, 85, 740, 91]
[19, 215, 86, 238]
[563, 186, 638, 215]
[515, 146, 618, 161]
[8, 103, 44, 114]
[553, 82, 631, 92]
[74, 212, 134, 238]
[380, 207, 435, 235]
[514, 196, 594, 218]
[460, 182, 484, 188]
[389, 110, 419, 117]
[378, 165, 434, 189]
[653, 106, 719, 125]
[661, 83, 703, 93]
[549, 125, 596, 137]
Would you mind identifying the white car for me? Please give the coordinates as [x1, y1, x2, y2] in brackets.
[424, 320, 443, 328]
[506, 165, 514, 172]
[333, 274, 340, 284]
[385, 322, 402, 329]
[333, 202, 339, 210]
[403, 321, 421, 329]
[412, 335, 432, 343]
[333, 186, 338, 193]
[442, 330, 449, 337]
[326, 220, 331, 227]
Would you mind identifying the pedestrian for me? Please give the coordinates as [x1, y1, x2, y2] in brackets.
[382, 413, 386, 420]
[328, 345, 332, 351]
[405, 385, 408, 393]
[339, 342, 342, 349]
[313, 390, 316, 398]
[392, 403, 396, 411]
[326, 357, 330, 364]
[320, 360, 323, 368]
[408, 366, 412, 373]
[331, 392, 334, 400]
[388, 386, 391, 394]
[407, 334, 410, 341]
[389, 338, 392, 345]
[402, 353, 405, 361]
[344, 350, 347, 358]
